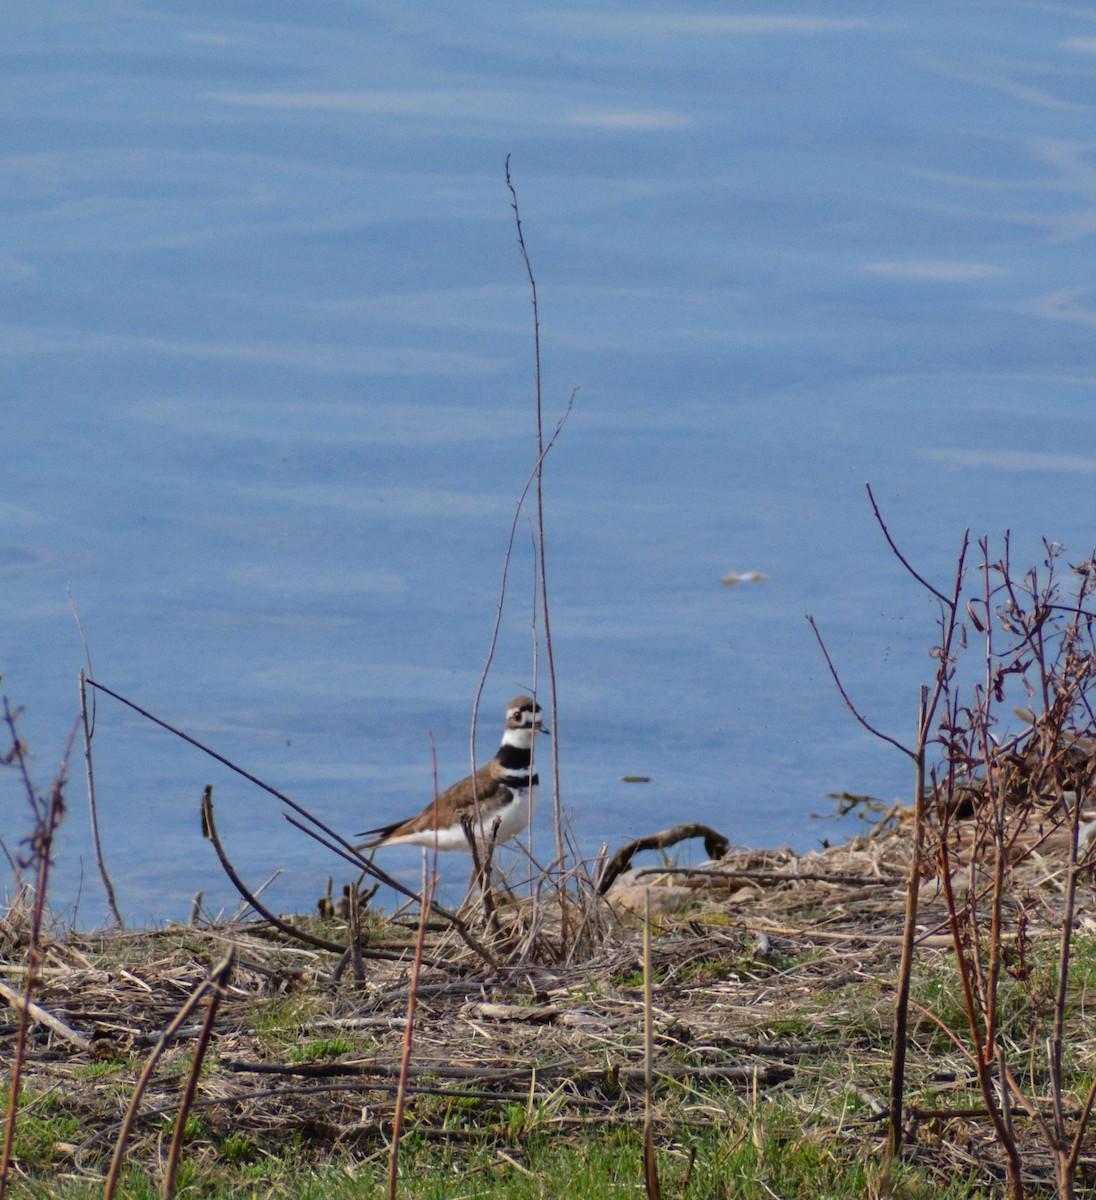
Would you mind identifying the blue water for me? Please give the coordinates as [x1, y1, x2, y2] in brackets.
[3, 3, 1096, 925]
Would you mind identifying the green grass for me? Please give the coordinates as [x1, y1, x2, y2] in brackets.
[6, 1097, 83, 1173]
[251, 992, 325, 1051]
[1, 1109, 992, 1200]
[288, 1036, 359, 1062]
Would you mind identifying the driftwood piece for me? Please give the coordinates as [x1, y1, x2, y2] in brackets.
[461, 1001, 561, 1023]
[597, 824, 730, 895]
[0, 978, 92, 1050]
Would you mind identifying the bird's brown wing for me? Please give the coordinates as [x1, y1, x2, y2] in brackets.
[356, 764, 509, 845]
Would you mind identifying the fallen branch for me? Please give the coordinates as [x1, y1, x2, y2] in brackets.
[629, 865, 904, 888]
[0, 979, 91, 1051]
[597, 825, 730, 895]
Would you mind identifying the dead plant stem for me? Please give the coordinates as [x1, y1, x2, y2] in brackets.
[161, 948, 234, 1200]
[506, 156, 564, 879]
[388, 861, 436, 1200]
[887, 685, 928, 1158]
[79, 669, 123, 928]
[103, 950, 231, 1200]
[0, 713, 72, 1200]
[642, 890, 662, 1200]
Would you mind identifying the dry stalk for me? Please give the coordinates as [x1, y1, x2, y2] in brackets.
[505, 156, 563, 876]
[449, 162, 584, 967]
[103, 948, 235, 1200]
[78, 669, 123, 928]
[347, 881, 365, 985]
[0, 707, 73, 1200]
[161, 947, 235, 1200]
[641, 890, 662, 1200]
[387, 860, 437, 1200]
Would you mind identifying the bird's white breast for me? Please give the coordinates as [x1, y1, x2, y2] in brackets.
[384, 783, 536, 852]
[481, 783, 535, 844]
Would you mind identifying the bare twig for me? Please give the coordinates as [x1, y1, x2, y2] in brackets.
[201, 787, 346, 954]
[388, 864, 437, 1200]
[104, 949, 234, 1200]
[0, 711, 74, 1200]
[642, 890, 662, 1200]
[470, 395, 574, 778]
[162, 947, 235, 1200]
[865, 481, 952, 606]
[86, 679, 316, 824]
[806, 615, 915, 760]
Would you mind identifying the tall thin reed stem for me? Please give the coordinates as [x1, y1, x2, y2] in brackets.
[79, 669, 123, 927]
[888, 685, 928, 1158]
[506, 157, 564, 878]
[388, 861, 437, 1200]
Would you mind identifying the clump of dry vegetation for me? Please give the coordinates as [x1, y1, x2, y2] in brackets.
[2, 788, 1096, 1198]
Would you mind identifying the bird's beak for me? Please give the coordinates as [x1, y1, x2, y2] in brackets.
[536, 719, 550, 736]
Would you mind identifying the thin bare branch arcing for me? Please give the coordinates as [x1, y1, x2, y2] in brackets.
[470, 393, 573, 783]
[805, 615, 914, 760]
[86, 678, 318, 822]
[865, 482, 952, 606]
[201, 787, 346, 955]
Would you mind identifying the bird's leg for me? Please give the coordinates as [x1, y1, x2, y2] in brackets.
[460, 813, 485, 912]
[460, 813, 502, 935]
[477, 818, 504, 937]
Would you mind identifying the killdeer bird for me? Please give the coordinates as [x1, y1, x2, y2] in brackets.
[356, 696, 548, 853]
